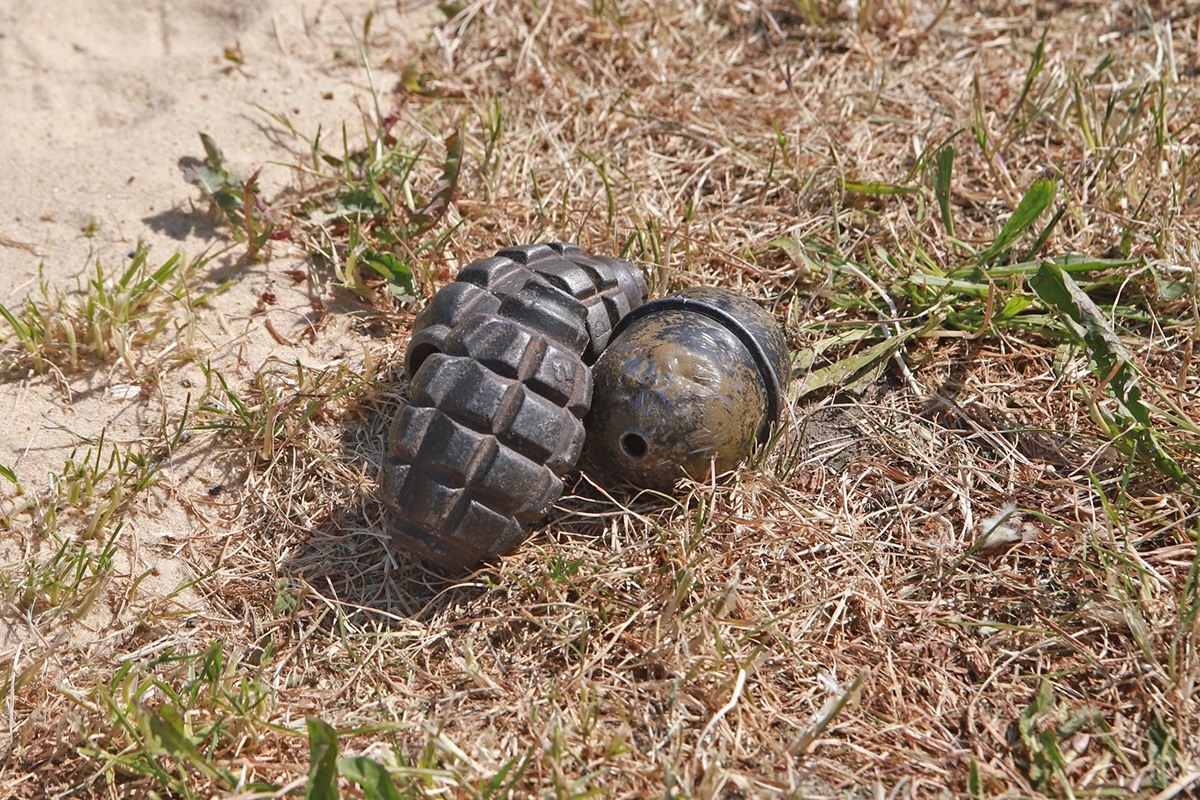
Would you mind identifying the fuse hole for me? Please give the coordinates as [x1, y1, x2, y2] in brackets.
[622, 433, 648, 460]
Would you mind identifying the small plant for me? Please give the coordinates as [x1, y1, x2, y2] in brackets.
[297, 120, 461, 303]
[257, 35, 463, 305]
[1031, 260, 1197, 489]
[72, 642, 279, 797]
[306, 716, 460, 800]
[195, 357, 373, 464]
[0, 524, 121, 623]
[184, 133, 281, 258]
[2, 428, 159, 538]
[1011, 681, 1118, 798]
[0, 244, 203, 375]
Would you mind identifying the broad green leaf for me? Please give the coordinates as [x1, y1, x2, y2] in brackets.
[363, 251, 419, 301]
[338, 756, 404, 800]
[273, 578, 298, 615]
[306, 716, 340, 800]
[1154, 271, 1190, 302]
[1030, 260, 1131, 370]
[332, 188, 388, 220]
[190, 166, 232, 197]
[997, 295, 1033, 319]
[978, 178, 1055, 263]
[1032, 260, 1192, 487]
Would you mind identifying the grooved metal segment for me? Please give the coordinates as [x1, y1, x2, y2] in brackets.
[457, 256, 532, 296]
[405, 282, 501, 377]
[382, 244, 646, 572]
[498, 281, 590, 355]
[406, 242, 648, 375]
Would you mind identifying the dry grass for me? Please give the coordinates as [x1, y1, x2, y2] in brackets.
[3, 0, 1200, 797]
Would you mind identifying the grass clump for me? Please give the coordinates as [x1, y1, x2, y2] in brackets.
[1, 428, 161, 537]
[0, 243, 203, 376]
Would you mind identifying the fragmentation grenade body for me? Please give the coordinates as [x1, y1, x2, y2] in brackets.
[381, 243, 648, 571]
[584, 287, 791, 492]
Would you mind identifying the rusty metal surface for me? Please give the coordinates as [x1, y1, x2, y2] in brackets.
[585, 288, 789, 492]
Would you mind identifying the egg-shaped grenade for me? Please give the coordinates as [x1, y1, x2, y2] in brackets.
[381, 243, 648, 571]
[584, 287, 790, 492]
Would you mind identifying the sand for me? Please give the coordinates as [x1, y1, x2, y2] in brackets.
[0, 1, 437, 644]
[0, 0, 437, 483]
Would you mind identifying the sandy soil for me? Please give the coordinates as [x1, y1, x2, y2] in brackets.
[0, 1, 437, 634]
[0, 0, 436, 482]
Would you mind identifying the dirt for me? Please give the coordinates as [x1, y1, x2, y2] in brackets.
[0, 0, 437, 482]
[0, 0, 438, 652]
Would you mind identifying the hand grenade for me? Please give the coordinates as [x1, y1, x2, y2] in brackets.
[380, 243, 647, 571]
[583, 287, 790, 492]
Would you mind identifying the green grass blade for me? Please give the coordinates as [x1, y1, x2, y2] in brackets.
[934, 145, 955, 237]
[0, 301, 32, 342]
[1009, 23, 1049, 125]
[967, 756, 983, 800]
[1025, 204, 1064, 260]
[904, 126, 965, 183]
[796, 329, 916, 399]
[971, 73, 989, 157]
[841, 180, 921, 195]
[409, 127, 464, 233]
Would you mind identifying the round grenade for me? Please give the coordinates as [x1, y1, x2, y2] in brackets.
[584, 287, 790, 491]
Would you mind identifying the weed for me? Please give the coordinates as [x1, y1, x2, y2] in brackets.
[2, 428, 159, 537]
[195, 356, 374, 466]
[0, 243, 204, 375]
[184, 133, 280, 259]
[262, 38, 466, 306]
[68, 643, 280, 797]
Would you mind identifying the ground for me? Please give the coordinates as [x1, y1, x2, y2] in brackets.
[0, 1, 1198, 798]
